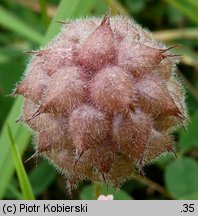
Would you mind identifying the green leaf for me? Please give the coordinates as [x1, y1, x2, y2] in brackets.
[180, 192, 198, 200]
[179, 111, 198, 153]
[155, 153, 175, 168]
[0, 6, 43, 44]
[7, 125, 35, 200]
[165, 158, 198, 199]
[80, 184, 132, 200]
[29, 161, 56, 196]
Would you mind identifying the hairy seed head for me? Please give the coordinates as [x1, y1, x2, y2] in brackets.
[15, 15, 188, 189]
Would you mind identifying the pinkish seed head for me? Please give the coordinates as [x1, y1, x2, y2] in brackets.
[14, 14, 188, 189]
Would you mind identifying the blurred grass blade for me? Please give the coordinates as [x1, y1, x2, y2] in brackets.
[153, 28, 198, 41]
[104, 0, 129, 16]
[0, 5, 43, 44]
[186, 0, 198, 11]
[7, 125, 35, 200]
[165, 0, 198, 25]
[44, 0, 99, 44]
[7, 184, 23, 200]
[39, 0, 50, 28]
[0, 0, 99, 199]
[0, 97, 31, 199]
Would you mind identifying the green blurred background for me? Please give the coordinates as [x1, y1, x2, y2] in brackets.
[0, 0, 198, 200]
